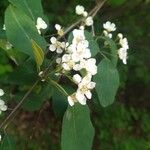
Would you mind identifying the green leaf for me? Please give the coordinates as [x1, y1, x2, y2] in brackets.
[52, 87, 68, 118]
[61, 104, 95, 150]
[16, 84, 52, 111]
[6, 60, 37, 85]
[0, 135, 16, 150]
[94, 58, 120, 107]
[100, 36, 118, 67]
[8, 0, 44, 22]
[68, 30, 99, 57]
[31, 39, 44, 70]
[5, 5, 47, 58]
[0, 39, 28, 65]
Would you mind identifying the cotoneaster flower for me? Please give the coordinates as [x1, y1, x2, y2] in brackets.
[36, 17, 47, 34]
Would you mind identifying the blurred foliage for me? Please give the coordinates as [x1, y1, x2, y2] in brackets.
[0, 0, 150, 149]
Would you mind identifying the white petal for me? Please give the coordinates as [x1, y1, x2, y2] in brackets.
[68, 96, 74, 106]
[87, 82, 96, 89]
[55, 24, 61, 31]
[85, 90, 92, 99]
[62, 63, 70, 70]
[73, 74, 82, 84]
[56, 58, 62, 64]
[50, 37, 57, 44]
[49, 44, 56, 52]
[76, 91, 86, 105]
[56, 48, 63, 54]
[62, 54, 70, 62]
[83, 11, 88, 17]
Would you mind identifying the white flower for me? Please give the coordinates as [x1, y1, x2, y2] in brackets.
[75, 74, 96, 105]
[0, 89, 4, 96]
[118, 48, 127, 64]
[75, 5, 85, 15]
[85, 16, 93, 26]
[103, 21, 116, 32]
[36, 17, 47, 34]
[49, 37, 64, 53]
[0, 134, 1, 142]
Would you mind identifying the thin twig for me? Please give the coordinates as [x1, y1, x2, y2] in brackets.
[58, 0, 106, 40]
[0, 80, 39, 129]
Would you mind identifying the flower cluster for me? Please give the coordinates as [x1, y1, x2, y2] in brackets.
[117, 33, 129, 64]
[55, 29, 97, 106]
[0, 89, 7, 115]
[75, 5, 93, 27]
[103, 21, 116, 38]
[103, 21, 129, 64]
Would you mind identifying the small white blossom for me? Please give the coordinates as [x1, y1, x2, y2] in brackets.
[85, 16, 93, 26]
[83, 11, 88, 17]
[75, 74, 96, 105]
[103, 21, 116, 32]
[36, 17, 47, 34]
[56, 58, 62, 64]
[49, 37, 65, 53]
[0, 134, 1, 142]
[55, 24, 61, 31]
[75, 5, 85, 15]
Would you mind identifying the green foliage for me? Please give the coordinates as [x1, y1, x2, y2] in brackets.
[5, 5, 46, 58]
[8, 0, 45, 22]
[61, 104, 94, 150]
[94, 59, 119, 107]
